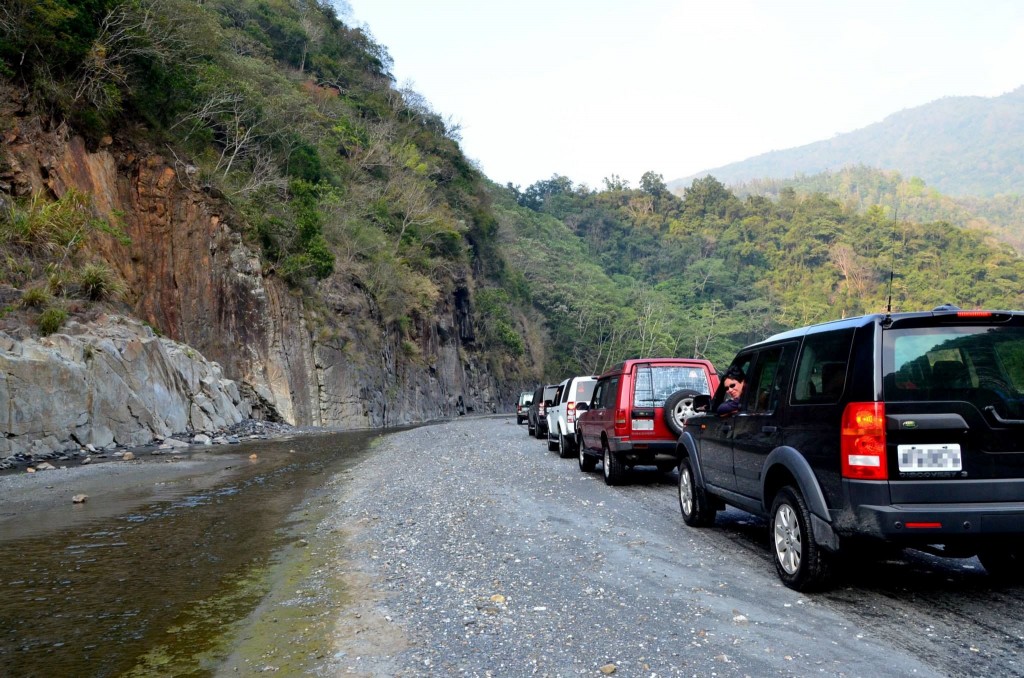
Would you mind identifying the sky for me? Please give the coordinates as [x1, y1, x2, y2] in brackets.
[342, 0, 1024, 190]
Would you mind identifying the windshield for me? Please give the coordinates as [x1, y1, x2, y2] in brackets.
[633, 365, 711, 407]
[884, 325, 1024, 417]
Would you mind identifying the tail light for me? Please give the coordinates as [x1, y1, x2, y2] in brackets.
[841, 402, 887, 480]
[567, 402, 576, 424]
[614, 408, 628, 436]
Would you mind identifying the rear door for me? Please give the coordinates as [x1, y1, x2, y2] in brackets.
[883, 315, 1024, 500]
[629, 362, 713, 446]
[732, 343, 796, 499]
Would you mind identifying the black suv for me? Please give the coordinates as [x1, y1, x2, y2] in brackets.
[527, 383, 559, 439]
[677, 307, 1024, 591]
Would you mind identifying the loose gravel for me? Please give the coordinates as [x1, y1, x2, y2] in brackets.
[312, 417, 941, 677]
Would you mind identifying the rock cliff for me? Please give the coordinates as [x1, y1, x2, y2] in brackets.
[1, 112, 513, 455]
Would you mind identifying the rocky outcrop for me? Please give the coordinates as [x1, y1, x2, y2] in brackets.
[0, 315, 248, 457]
[1, 108, 512, 447]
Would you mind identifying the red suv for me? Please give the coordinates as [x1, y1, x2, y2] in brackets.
[575, 358, 719, 485]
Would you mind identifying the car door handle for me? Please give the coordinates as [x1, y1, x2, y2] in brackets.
[761, 425, 777, 433]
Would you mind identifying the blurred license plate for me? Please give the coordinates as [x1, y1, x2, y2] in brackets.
[898, 444, 962, 472]
[632, 419, 654, 431]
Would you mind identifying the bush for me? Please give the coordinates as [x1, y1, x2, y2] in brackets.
[78, 262, 125, 301]
[38, 307, 68, 335]
[20, 286, 50, 309]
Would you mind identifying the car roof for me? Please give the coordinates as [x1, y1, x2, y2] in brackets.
[598, 357, 715, 378]
[748, 308, 1024, 350]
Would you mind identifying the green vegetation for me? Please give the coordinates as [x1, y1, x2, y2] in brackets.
[0, 188, 129, 311]
[2, 0, 1021, 384]
[734, 165, 1024, 252]
[499, 173, 1024, 375]
[38, 306, 68, 335]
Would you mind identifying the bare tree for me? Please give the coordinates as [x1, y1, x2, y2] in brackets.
[73, 0, 198, 110]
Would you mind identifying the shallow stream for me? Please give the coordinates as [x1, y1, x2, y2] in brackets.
[0, 429, 386, 677]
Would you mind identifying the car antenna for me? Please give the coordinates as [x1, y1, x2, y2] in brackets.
[885, 207, 898, 319]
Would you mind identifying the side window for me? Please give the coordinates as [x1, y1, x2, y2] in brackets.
[602, 376, 621, 408]
[792, 329, 855, 404]
[713, 354, 754, 411]
[591, 380, 606, 409]
[746, 345, 794, 414]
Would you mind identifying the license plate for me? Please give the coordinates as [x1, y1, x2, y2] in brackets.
[632, 419, 654, 431]
[898, 444, 962, 472]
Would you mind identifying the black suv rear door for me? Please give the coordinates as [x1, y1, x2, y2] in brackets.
[883, 316, 1024, 496]
[732, 343, 797, 500]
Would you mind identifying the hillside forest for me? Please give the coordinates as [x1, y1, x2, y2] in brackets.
[2, 0, 1024, 390]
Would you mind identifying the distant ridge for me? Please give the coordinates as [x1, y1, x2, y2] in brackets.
[669, 86, 1024, 198]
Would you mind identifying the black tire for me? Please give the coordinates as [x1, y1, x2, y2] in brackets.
[578, 437, 596, 472]
[978, 543, 1024, 581]
[770, 486, 832, 591]
[678, 457, 716, 527]
[664, 389, 702, 436]
[603, 443, 626, 486]
[558, 432, 574, 459]
[517, 416, 526, 425]
[527, 418, 535, 436]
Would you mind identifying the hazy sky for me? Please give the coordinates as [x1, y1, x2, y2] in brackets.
[343, 0, 1024, 190]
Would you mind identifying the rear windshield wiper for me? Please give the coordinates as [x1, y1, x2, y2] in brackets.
[984, 405, 1024, 426]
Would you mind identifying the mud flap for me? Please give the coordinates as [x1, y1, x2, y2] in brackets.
[811, 513, 840, 552]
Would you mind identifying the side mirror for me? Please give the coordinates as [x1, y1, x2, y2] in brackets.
[692, 394, 712, 412]
[575, 401, 590, 413]
[544, 399, 554, 407]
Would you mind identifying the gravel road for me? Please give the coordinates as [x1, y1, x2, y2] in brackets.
[311, 416, 945, 677]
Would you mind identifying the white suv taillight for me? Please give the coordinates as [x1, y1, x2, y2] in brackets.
[567, 402, 575, 423]
[841, 402, 887, 480]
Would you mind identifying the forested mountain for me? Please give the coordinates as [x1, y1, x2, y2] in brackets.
[669, 87, 1024, 198]
[733, 166, 1024, 252]
[2, 0, 1022, 409]
[500, 174, 1024, 376]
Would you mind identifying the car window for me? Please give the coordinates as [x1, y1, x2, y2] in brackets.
[632, 365, 711, 407]
[713, 354, 754, 411]
[601, 376, 620, 408]
[792, 329, 854, 404]
[574, 379, 597, 404]
[746, 345, 794, 414]
[884, 325, 1024, 417]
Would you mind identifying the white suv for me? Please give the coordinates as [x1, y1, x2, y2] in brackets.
[546, 375, 597, 458]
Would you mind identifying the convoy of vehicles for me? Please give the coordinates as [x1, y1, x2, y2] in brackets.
[517, 306, 1024, 590]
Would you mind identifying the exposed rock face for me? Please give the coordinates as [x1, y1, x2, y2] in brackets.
[1, 110, 511, 447]
[0, 315, 248, 456]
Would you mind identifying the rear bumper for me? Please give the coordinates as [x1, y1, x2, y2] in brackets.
[609, 438, 679, 465]
[837, 479, 1024, 543]
[852, 503, 1024, 538]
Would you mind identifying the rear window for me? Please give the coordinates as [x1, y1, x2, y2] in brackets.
[632, 364, 711, 407]
[884, 326, 1024, 417]
[574, 379, 597, 404]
